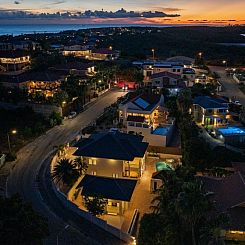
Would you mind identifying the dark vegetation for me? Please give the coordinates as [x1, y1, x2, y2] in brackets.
[102, 26, 245, 66]
[0, 195, 49, 245]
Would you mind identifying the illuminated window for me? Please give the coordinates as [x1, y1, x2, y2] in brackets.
[89, 159, 97, 165]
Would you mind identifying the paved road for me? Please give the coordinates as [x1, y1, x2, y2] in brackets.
[7, 89, 127, 245]
[209, 66, 245, 105]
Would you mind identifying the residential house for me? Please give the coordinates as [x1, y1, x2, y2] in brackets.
[198, 163, 245, 242]
[192, 96, 230, 127]
[70, 131, 148, 215]
[0, 50, 31, 75]
[142, 62, 184, 81]
[90, 48, 120, 61]
[50, 62, 95, 76]
[149, 71, 186, 95]
[62, 45, 91, 57]
[0, 71, 67, 97]
[118, 93, 175, 146]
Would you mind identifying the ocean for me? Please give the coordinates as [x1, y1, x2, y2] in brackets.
[0, 24, 173, 36]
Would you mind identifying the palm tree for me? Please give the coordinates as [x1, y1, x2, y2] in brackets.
[52, 158, 79, 186]
[174, 181, 211, 245]
[74, 157, 88, 175]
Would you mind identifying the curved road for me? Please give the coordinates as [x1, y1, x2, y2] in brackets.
[7, 89, 127, 245]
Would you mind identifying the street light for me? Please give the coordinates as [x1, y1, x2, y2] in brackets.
[223, 60, 227, 68]
[151, 48, 155, 61]
[57, 225, 69, 245]
[198, 52, 202, 57]
[7, 130, 17, 154]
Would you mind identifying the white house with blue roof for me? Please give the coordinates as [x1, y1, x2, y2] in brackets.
[193, 96, 230, 127]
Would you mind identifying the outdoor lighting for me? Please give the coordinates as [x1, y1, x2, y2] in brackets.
[151, 48, 155, 61]
[109, 46, 113, 50]
[222, 60, 226, 64]
[11, 129, 17, 134]
[98, 80, 102, 83]
[7, 129, 17, 154]
[198, 52, 202, 57]
[62, 101, 66, 104]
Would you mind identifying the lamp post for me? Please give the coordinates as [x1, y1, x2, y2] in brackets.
[198, 52, 202, 58]
[222, 60, 227, 68]
[7, 130, 17, 154]
[151, 49, 155, 61]
[57, 225, 69, 245]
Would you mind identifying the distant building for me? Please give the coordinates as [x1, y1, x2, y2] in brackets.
[0, 71, 67, 97]
[62, 45, 91, 57]
[192, 96, 230, 127]
[0, 50, 31, 75]
[90, 48, 120, 61]
[149, 71, 186, 95]
[0, 41, 41, 51]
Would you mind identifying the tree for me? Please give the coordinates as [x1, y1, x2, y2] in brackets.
[74, 157, 88, 175]
[84, 195, 107, 216]
[0, 195, 49, 245]
[52, 158, 79, 186]
[139, 167, 227, 245]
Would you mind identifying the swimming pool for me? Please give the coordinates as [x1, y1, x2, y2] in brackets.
[216, 127, 245, 136]
[156, 162, 174, 172]
[153, 127, 169, 136]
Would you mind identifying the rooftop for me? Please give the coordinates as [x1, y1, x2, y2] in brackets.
[77, 174, 137, 202]
[150, 71, 181, 80]
[0, 50, 30, 58]
[73, 131, 148, 161]
[193, 96, 229, 109]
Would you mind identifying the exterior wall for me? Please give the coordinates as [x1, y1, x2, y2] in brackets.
[85, 157, 124, 178]
[193, 104, 229, 126]
[151, 76, 178, 88]
[151, 179, 162, 192]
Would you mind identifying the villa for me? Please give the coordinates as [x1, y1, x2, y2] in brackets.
[192, 96, 230, 127]
[68, 131, 148, 216]
[73, 131, 148, 178]
[0, 50, 31, 75]
[62, 45, 91, 57]
[0, 71, 67, 97]
[118, 93, 175, 146]
[149, 71, 186, 95]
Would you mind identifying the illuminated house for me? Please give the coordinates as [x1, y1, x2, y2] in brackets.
[90, 48, 120, 61]
[198, 163, 245, 242]
[71, 131, 148, 215]
[149, 71, 186, 95]
[0, 50, 31, 74]
[62, 45, 91, 57]
[192, 96, 230, 127]
[142, 62, 184, 81]
[0, 71, 67, 97]
[119, 93, 175, 146]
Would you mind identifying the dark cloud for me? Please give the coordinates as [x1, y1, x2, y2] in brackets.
[48, 0, 66, 5]
[14, 0, 22, 4]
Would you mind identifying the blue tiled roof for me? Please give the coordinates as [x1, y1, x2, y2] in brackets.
[193, 96, 229, 109]
[77, 175, 137, 201]
[74, 132, 148, 161]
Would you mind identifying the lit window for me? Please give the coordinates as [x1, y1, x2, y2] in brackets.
[91, 171, 96, 175]
[112, 173, 119, 178]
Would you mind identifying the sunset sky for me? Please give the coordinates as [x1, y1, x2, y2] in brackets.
[0, 0, 245, 25]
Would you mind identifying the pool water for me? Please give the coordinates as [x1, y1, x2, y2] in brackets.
[217, 127, 245, 136]
[153, 127, 169, 136]
[156, 162, 174, 172]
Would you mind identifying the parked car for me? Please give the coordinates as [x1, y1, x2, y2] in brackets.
[68, 111, 77, 119]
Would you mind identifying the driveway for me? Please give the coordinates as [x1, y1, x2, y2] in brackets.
[209, 66, 245, 106]
[5, 89, 127, 245]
